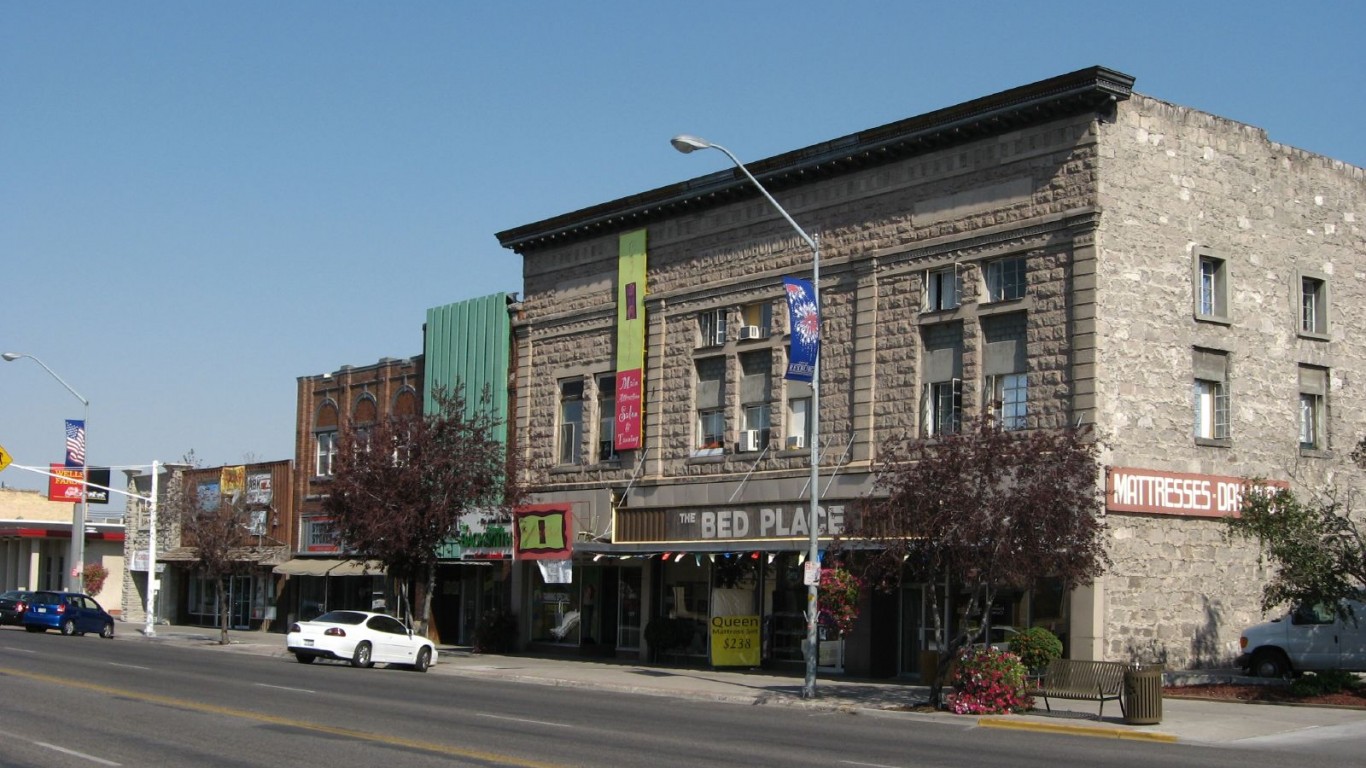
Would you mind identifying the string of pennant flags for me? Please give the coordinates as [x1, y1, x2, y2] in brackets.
[588, 551, 825, 566]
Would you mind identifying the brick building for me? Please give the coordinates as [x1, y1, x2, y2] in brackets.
[497, 66, 1365, 676]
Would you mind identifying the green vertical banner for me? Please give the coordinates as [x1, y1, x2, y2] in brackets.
[614, 229, 647, 452]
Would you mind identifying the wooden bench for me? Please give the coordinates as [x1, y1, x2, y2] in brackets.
[1029, 659, 1128, 718]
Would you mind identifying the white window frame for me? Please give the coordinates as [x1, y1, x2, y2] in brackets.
[924, 265, 960, 312]
[785, 396, 811, 450]
[1193, 379, 1230, 440]
[699, 309, 728, 347]
[922, 379, 963, 437]
[1194, 248, 1229, 321]
[1299, 392, 1324, 450]
[315, 431, 337, 477]
[696, 408, 725, 451]
[1300, 274, 1329, 337]
[558, 380, 584, 465]
[986, 372, 1028, 430]
[741, 403, 771, 450]
[984, 256, 1026, 303]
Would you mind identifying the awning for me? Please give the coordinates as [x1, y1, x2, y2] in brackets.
[273, 558, 387, 577]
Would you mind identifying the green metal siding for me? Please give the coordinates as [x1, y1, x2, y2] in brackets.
[423, 293, 513, 442]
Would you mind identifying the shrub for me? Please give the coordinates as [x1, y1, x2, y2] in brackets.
[945, 646, 1032, 715]
[82, 563, 109, 597]
[1290, 669, 1360, 697]
[1008, 626, 1063, 672]
[472, 610, 518, 654]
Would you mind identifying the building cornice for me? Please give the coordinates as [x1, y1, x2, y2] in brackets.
[496, 66, 1133, 254]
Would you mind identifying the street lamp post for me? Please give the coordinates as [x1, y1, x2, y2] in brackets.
[671, 135, 823, 699]
[3, 352, 89, 593]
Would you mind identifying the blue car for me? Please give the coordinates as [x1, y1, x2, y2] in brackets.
[22, 591, 115, 638]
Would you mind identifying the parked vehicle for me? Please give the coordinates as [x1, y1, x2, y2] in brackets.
[21, 591, 115, 638]
[1237, 597, 1366, 677]
[287, 610, 435, 671]
[0, 589, 35, 626]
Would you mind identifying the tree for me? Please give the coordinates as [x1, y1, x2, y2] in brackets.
[839, 419, 1109, 707]
[1227, 481, 1366, 618]
[323, 386, 524, 635]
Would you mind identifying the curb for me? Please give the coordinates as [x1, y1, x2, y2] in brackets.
[977, 716, 1179, 743]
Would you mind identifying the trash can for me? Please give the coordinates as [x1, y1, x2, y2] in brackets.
[1123, 663, 1164, 725]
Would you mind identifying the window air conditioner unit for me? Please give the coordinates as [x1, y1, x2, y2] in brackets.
[741, 430, 762, 452]
[785, 435, 805, 450]
[739, 325, 762, 340]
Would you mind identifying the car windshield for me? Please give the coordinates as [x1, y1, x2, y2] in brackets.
[314, 611, 368, 625]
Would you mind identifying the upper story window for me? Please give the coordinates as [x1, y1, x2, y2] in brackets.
[1300, 274, 1329, 337]
[698, 308, 727, 348]
[923, 380, 963, 437]
[557, 379, 584, 465]
[924, 265, 960, 312]
[785, 380, 812, 451]
[982, 314, 1027, 430]
[1299, 365, 1328, 452]
[739, 301, 773, 341]
[984, 256, 1026, 302]
[1193, 348, 1230, 442]
[1194, 248, 1229, 322]
[313, 400, 339, 477]
[597, 375, 617, 463]
[738, 351, 772, 452]
[986, 373, 1028, 430]
[694, 357, 725, 454]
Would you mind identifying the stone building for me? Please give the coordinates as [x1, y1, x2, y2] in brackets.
[496, 66, 1365, 676]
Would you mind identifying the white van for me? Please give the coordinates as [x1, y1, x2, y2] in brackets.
[1236, 598, 1366, 677]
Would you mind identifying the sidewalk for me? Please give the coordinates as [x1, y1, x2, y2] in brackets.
[130, 623, 1366, 747]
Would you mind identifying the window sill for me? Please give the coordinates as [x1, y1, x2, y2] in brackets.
[1194, 313, 1232, 326]
[1297, 330, 1330, 342]
[1299, 447, 1332, 459]
[1194, 437, 1232, 448]
[687, 451, 726, 464]
[976, 296, 1034, 317]
[549, 464, 586, 475]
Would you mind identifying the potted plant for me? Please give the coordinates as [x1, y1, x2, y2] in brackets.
[1008, 625, 1063, 675]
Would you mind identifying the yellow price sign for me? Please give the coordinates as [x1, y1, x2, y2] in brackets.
[0, 444, 11, 473]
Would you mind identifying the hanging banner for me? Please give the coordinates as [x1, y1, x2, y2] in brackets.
[64, 419, 86, 468]
[783, 277, 819, 382]
[614, 228, 647, 452]
[514, 503, 573, 560]
[221, 466, 246, 504]
[246, 472, 273, 505]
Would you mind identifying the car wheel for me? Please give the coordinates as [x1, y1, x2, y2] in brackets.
[100, 622, 115, 639]
[25, 625, 45, 633]
[351, 641, 374, 668]
[60, 619, 77, 636]
[1251, 648, 1291, 678]
[294, 652, 316, 664]
[412, 647, 431, 673]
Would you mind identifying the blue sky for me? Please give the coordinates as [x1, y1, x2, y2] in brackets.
[3, 2, 1363, 503]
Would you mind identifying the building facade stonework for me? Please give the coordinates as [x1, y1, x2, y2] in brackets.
[498, 67, 1365, 675]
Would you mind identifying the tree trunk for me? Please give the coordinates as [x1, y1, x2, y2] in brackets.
[217, 578, 230, 646]
[423, 562, 439, 642]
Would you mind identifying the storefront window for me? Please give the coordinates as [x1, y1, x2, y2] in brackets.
[529, 570, 580, 644]
[617, 568, 642, 649]
[660, 558, 709, 657]
[763, 554, 806, 663]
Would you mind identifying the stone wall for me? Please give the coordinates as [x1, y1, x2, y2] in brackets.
[1094, 93, 1366, 667]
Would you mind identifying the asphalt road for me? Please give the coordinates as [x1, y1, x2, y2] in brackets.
[0, 626, 1359, 767]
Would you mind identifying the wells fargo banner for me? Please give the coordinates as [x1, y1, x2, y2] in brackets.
[613, 229, 647, 452]
[514, 503, 574, 560]
[47, 464, 109, 504]
[710, 615, 761, 667]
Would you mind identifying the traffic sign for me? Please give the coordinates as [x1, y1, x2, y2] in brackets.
[0, 444, 11, 473]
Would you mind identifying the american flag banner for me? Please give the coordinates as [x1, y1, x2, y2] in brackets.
[64, 419, 86, 468]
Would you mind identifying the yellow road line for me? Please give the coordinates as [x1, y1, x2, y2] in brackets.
[0, 666, 569, 767]
[978, 716, 1179, 743]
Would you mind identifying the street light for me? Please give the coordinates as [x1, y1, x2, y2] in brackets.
[3, 352, 90, 593]
[671, 135, 823, 699]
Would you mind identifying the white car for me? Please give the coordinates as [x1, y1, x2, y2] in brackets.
[287, 610, 436, 672]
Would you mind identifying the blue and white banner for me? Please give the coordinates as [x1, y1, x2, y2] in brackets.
[64, 419, 85, 468]
[783, 277, 820, 382]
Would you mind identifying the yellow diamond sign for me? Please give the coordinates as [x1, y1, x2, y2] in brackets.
[0, 444, 11, 473]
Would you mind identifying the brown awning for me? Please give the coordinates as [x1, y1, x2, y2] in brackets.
[273, 558, 386, 577]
